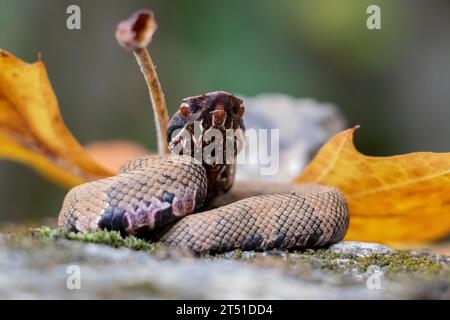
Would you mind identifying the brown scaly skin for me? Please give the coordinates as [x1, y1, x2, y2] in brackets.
[161, 184, 348, 254]
[58, 91, 349, 254]
[59, 155, 207, 237]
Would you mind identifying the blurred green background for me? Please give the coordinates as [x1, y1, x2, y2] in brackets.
[0, 0, 449, 223]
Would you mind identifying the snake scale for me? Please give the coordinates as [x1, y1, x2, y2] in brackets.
[58, 91, 349, 254]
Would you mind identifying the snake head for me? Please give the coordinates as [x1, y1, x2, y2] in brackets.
[167, 91, 245, 161]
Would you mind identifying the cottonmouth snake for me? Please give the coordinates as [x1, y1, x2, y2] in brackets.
[58, 91, 349, 254]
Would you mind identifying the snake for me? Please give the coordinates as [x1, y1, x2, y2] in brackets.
[58, 91, 349, 255]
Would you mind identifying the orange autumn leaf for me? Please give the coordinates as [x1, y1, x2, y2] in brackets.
[85, 140, 150, 173]
[294, 126, 450, 243]
[0, 49, 113, 187]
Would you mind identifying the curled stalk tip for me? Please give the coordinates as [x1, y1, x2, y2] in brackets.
[116, 9, 157, 50]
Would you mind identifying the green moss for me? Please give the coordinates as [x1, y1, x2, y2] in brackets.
[354, 251, 447, 278]
[302, 248, 346, 260]
[222, 248, 449, 283]
[298, 249, 448, 281]
[232, 249, 244, 259]
[29, 226, 162, 253]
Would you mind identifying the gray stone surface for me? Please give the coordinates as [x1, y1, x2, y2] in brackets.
[0, 234, 448, 299]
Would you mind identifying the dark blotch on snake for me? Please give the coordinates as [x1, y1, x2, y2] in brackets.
[98, 207, 129, 235]
[242, 234, 263, 251]
[274, 232, 286, 247]
[305, 225, 322, 247]
[162, 191, 175, 203]
[154, 205, 173, 228]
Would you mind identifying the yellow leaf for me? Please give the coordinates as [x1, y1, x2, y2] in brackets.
[0, 49, 113, 187]
[294, 126, 450, 243]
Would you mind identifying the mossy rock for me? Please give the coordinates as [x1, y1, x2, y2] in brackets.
[0, 227, 447, 299]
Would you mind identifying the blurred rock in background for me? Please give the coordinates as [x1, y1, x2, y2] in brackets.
[237, 94, 346, 182]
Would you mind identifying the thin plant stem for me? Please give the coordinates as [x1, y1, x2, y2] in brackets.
[133, 48, 170, 155]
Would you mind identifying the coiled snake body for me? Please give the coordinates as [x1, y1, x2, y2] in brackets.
[58, 91, 349, 254]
